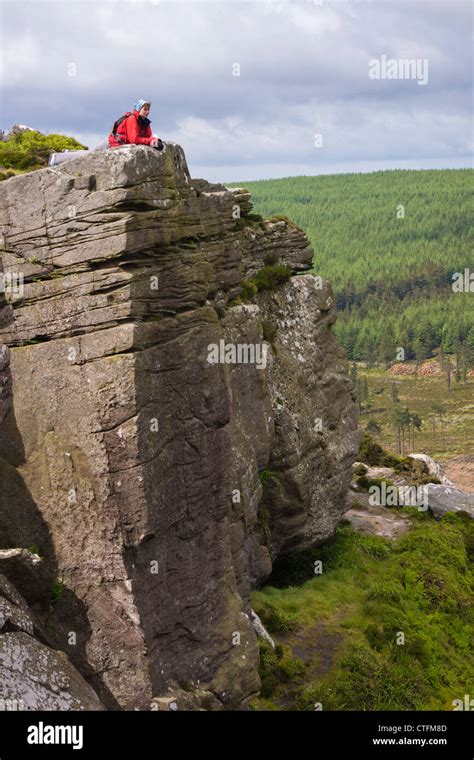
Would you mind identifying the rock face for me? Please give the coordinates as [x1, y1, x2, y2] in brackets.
[2, 254, 104, 710]
[0, 570, 104, 710]
[0, 144, 359, 709]
[0, 258, 12, 424]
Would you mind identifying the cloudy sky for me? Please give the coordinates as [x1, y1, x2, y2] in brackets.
[0, 0, 472, 181]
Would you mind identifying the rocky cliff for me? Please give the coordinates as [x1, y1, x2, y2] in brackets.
[0, 143, 359, 710]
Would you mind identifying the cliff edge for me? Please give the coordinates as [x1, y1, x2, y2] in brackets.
[0, 143, 359, 709]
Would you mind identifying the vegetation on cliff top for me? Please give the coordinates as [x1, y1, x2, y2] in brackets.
[0, 130, 86, 175]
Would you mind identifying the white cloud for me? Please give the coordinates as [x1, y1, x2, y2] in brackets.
[0, 32, 41, 86]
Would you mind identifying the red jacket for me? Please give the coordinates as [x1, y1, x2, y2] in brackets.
[109, 110, 153, 147]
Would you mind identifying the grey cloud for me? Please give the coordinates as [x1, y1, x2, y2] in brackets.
[0, 0, 471, 180]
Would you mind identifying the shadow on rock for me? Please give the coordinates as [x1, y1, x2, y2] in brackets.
[0, 399, 119, 709]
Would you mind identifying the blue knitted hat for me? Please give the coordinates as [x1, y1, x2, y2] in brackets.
[134, 99, 151, 112]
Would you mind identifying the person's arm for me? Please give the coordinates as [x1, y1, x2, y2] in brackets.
[126, 115, 153, 145]
[144, 124, 162, 148]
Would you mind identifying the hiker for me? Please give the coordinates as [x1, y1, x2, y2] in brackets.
[48, 100, 164, 167]
[108, 100, 163, 149]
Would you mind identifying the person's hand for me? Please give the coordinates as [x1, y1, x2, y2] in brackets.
[150, 137, 159, 148]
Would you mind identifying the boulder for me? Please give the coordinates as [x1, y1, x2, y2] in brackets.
[410, 453, 453, 486]
[426, 484, 474, 519]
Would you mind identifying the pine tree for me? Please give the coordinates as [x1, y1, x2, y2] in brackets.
[455, 342, 462, 384]
[391, 382, 399, 405]
[410, 412, 422, 451]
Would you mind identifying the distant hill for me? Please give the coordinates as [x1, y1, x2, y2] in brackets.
[227, 169, 473, 367]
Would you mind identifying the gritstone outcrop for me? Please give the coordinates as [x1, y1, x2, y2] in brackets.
[0, 144, 359, 709]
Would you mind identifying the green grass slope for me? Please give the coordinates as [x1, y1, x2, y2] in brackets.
[251, 511, 473, 711]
